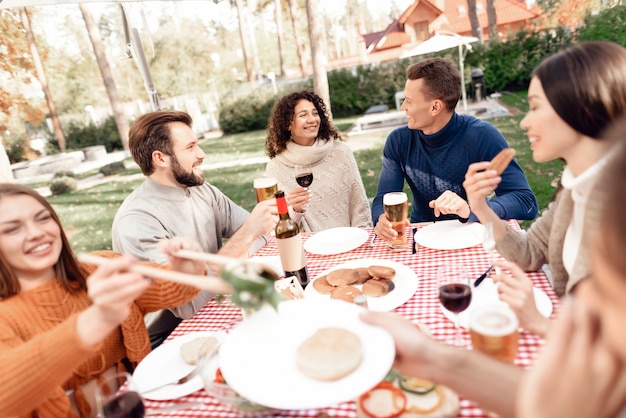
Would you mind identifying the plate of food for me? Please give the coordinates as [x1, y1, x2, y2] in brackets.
[440, 278, 553, 329]
[218, 299, 395, 410]
[304, 227, 369, 255]
[356, 369, 460, 418]
[133, 331, 226, 400]
[413, 220, 485, 250]
[304, 258, 419, 311]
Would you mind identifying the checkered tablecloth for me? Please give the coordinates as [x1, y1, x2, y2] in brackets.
[145, 221, 559, 417]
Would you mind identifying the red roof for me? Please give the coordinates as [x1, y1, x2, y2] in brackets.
[443, 0, 538, 33]
[363, 0, 538, 53]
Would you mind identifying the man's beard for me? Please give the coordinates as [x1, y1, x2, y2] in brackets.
[171, 155, 204, 187]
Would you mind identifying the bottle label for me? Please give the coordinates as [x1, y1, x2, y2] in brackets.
[276, 234, 307, 271]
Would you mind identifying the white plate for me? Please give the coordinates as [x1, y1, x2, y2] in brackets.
[219, 299, 395, 410]
[414, 220, 486, 250]
[133, 331, 226, 400]
[440, 278, 553, 329]
[303, 227, 369, 255]
[304, 258, 419, 311]
[249, 255, 284, 277]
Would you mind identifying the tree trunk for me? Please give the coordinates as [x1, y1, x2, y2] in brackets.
[79, 4, 130, 150]
[273, 0, 286, 77]
[486, 0, 498, 41]
[19, 7, 66, 152]
[287, 0, 306, 76]
[305, 0, 331, 115]
[466, 0, 483, 42]
[0, 140, 13, 182]
[234, 0, 255, 81]
[243, 0, 262, 80]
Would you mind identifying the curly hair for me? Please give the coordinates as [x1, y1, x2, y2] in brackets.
[0, 183, 87, 299]
[265, 90, 341, 158]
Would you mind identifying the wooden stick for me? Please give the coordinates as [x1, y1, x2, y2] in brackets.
[76, 253, 233, 294]
[173, 249, 242, 266]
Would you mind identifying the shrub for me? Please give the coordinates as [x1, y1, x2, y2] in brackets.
[49, 176, 77, 195]
[53, 116, 122, 152]
[576, 5, 626, 46]
[100, 161, 126, 176]
[52, 170, 75, 179]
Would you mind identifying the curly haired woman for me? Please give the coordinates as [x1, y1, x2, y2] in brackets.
[265, 89, 372, 232]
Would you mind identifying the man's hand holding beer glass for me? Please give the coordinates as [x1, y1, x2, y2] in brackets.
[375, 192, 409, 251]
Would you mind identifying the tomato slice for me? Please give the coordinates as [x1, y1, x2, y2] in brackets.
[358, 381, 407, 418]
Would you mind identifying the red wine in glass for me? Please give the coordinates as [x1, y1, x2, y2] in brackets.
[102, 391, 146, 418]
[295, 172, 313, 187]
[436, 263, 471, 346]
[438, 283, 472, 313]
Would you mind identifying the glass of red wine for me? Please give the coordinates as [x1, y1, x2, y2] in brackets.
[96, 371, 146, 418]
[437, 263, 472, 346]
[294, 164, 313, 210]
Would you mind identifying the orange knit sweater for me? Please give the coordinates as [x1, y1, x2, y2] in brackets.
[0, 251, 200, 417]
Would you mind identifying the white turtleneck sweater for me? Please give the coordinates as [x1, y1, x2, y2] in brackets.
[266, 138, 372, 232]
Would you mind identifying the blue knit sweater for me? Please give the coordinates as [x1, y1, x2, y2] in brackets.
[372, 113, 538, 224]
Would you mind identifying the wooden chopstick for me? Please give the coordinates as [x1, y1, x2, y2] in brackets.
[76, 253, 233, 294]
[173, 249, 242, 265]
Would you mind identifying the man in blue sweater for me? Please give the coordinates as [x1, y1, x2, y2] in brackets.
[372, 58, 538, 242]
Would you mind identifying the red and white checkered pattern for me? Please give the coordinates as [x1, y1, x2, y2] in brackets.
[145, 222, 559, 417]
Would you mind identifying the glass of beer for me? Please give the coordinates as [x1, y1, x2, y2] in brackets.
[383, 192, 408, 250]
[253, 177, 278, 203]
[470, 304, 519, 363]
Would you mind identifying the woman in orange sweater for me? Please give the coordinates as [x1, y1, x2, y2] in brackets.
[0, 183, 207, 417]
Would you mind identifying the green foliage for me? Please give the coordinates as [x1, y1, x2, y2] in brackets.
[464, 29, 573, 93]
[577, 5, 626, 45]
[328, 60, 408, 118]
[53, 170, 76, 178]
[49, 176, 78, 195]
[218, 81, 309, 134]
[99, 161, 126, 176]
[54, 116, 122, 152]
[5, 137, 26, 164]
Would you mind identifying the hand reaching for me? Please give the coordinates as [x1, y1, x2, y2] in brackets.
[158, 236, 205, 276]
[360, 310, 437, 380]
[492, 260, 549, 337]
[517, 295, 626, 418]
[463, 162, 501, 217]
[77, 255, 151, 346]
[428, 190, 470, 219]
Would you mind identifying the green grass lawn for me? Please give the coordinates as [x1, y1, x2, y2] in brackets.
[45, 111, 563, 253]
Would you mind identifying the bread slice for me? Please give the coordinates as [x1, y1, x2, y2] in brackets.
[180, 336, 218, 365]
[490, 148, 516, 175]
[296, 327, 363, 381]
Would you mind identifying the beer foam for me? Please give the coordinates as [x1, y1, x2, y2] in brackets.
[254, 177, 277, 188]
[383, 192, 407, 205]
[471, 306, 518, 337]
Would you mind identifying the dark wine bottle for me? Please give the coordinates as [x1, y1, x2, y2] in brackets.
[274, 190, 309, 288]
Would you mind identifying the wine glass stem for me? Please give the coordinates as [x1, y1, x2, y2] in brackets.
[455, 314, 462, 346]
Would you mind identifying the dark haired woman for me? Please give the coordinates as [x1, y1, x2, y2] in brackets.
[265, 89, 372, 232]
[463, 41, 626, 336]
[0, 183, 205, 416]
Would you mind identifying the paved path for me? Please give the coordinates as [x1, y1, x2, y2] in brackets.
[27, 129, 390, 198]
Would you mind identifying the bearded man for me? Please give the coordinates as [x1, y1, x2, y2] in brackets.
[112, 111, 277, 347]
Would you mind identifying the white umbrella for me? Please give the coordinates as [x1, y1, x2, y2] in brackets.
[400, 33, 479, 59]
[400, 31, 479, 112]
